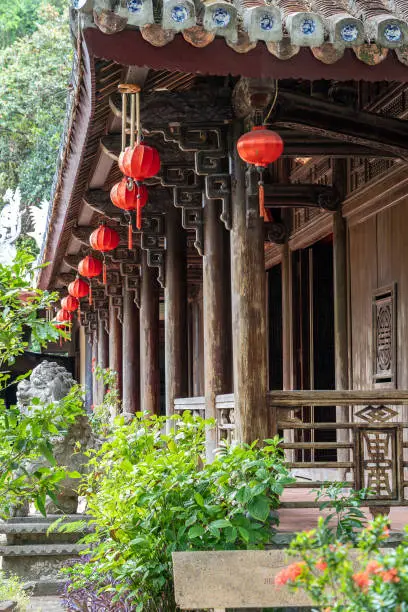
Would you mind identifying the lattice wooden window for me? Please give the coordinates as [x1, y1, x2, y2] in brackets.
[372, 285, 397, 385]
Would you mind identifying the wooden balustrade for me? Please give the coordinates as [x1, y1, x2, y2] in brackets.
[174, 389, 408, 510]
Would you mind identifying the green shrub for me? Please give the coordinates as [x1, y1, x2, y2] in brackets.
[65, 412, 293, 610]
[0, 570, 30, 610]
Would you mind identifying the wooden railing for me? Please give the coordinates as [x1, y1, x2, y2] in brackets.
[174, 390, 408, 509]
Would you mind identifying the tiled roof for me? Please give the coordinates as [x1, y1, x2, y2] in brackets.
[73, 0, 408, 66]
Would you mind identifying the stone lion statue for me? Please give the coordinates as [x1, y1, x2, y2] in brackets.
[15, 361, 93, 515]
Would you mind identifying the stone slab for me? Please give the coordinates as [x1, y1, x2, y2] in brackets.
[0, 602, 17, 612]
[0, 544, 86, 557]
[172, 550, 311, 609]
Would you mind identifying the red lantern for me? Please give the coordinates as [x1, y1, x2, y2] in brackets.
[237, 126, 284, 219]
[110, 178, 148, 244]
[61, 295, 79, 312]
[68, 278, 89, 299]
[89, 225, 120, 284]
[55, 308, 72, 326]
[118, 144, 160, 181]
[78, 255, 103, 278]
[78, 255, 103, 305]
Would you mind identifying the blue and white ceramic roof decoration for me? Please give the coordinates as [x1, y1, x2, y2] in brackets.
[73, 0, 408, 65]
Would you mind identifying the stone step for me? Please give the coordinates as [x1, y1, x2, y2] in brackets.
[25, 579, 66, 597]
[0, 515, 89, 534]
[0, 522, 90, 535]
[0, 543, 86, 557]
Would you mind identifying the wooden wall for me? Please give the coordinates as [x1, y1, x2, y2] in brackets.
[349, 198, 408, 402]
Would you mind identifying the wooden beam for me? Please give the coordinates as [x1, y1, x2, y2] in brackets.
[109, 88, 233, 125]
[109, 296, 123, 407]
[203, 199, 232, 458]
[102, 131, 392, 160]
[122, 289, 140, 416]
[97, 317, 109, 404]
[165, 207, 188, 418]
[230, 121, 269, 444]
[140, 250, 161, 415]
[264, 183, 339, 211]
[274, 90, 408, 159]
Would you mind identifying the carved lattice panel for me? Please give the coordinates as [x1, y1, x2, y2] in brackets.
[372, 285, 396, 384]
[357, 428, 399, 499]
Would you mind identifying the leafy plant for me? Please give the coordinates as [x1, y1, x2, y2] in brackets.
[313, 482, 371, 544]
[0, 250, 62, 368]
[0, 384, 84, 517]
[0, 570, 30, 610]
[0, 1, 71, 205]
[275, 515, 408, 612]
[89, 364, 121, 435]
[64, 413, 294, 611]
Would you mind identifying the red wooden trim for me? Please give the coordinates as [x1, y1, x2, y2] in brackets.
[85, 28, 408, 83]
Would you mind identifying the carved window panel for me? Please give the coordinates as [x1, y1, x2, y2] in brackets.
[357, 427, 399, 500]
[372, 285, 396, 385]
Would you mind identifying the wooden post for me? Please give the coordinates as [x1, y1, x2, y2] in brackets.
[165, 206, 188, 417]
[109, 297, 123, 406]
[229, 121, 269, 444]
[140, 251, 160, 415]
[122, 289, 140, 416]
[332, 160, 350, 470]
[97, 316, 109, 403]
[84, 333, 93, 411]
[203, 199, 232, 458]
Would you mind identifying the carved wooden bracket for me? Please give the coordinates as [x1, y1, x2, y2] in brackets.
[120, 261, 142, 308]
[141, 214, 166, 288]
[174, 186, 204, 256]
[205, 174, 232, 231]
[264, 183, 340, 212]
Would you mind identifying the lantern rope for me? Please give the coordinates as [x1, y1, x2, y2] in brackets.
[263, 80, 279, 126]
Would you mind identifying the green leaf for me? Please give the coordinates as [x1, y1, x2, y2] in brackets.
[194, 492, 205, 507]
[248, 495, 270, 522]
[188, 525, 205, 539]
[209, 519, 232, 529]
[238, 526, 250, 542]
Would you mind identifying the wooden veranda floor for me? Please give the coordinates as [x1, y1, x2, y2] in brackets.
[278, 489, 408, 532]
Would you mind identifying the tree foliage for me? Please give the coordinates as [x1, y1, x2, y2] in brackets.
[0, 1, 72, 207]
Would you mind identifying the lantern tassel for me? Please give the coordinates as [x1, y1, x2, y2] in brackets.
[103, 260, 107, 285]
[258, 168, 267, 219]
[89, 284, 93, 306]
[128, 221, 133, 250]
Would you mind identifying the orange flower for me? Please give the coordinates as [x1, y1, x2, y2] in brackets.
[381, 526, 390, 538]
[275, 562, 306, 586]
[353, 571, 371, 591]
[366, 560, 383, 575]
[381, 568, 400, 583]
[316, 559, 328, 571]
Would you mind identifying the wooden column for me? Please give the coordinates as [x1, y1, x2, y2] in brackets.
[230, 121, 269, 444]
[97, 317, 109, 404]
[140, 251, 160, 415]
[165, 206, 188, 417]
[332, 160, 350, 468]
[203, 199, 232, 457]
[84, 333, 93, 411]
[122, 289, 140, 416]
[109, 297, 123, 405]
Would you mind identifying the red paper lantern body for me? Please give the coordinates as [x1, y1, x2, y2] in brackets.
[110, 178, 148, 212]
[89, 226, 120, 284]
[237, 126, 283, 167]
[89, 226, 120, 252]
[78, 255, 103, 278]
[56, 308, 72, 324]
[237, 126, 283, 219]
[61, 295, 79, 312]
[118, 144, 160, 180]
[68, 278, 89, 298]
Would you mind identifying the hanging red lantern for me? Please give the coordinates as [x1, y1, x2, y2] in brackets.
[237, 126, 284, 219]
[61, 295, 79, 312]
[110, 178, 148, 244]
[78, 255, 103, 278]
[68, 278, 89, 299]
[55, 308, 72, 345]
[118, 144, 160, 181]
[55, 308, 72, 326]
[78, 255, 103, 306]
[89, 225, 120, 284]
